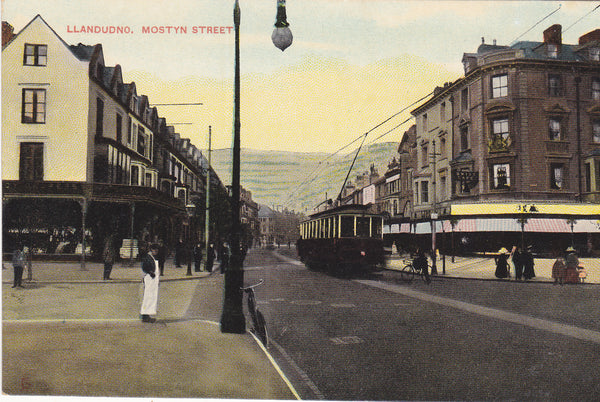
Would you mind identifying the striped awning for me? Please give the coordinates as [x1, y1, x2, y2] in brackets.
[524, 218, 571, 233]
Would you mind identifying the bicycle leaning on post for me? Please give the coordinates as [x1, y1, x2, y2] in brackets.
[400, 259, 431, 284]
[241, 280, 268, 347]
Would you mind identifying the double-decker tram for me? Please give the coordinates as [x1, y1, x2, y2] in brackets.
[297, 204, 385, 274]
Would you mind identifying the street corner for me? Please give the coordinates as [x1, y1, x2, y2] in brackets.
[2, 318, 297, 400]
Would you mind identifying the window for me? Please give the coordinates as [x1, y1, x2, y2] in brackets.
[585, 162, 591, 192]
[548, 75, 562, 97]
[137, 126, 146, 156]
[440, 175, 447, 200]
[492, 74, 508, 98]
[547, 44, 558, 58]
[550, 163, 564, 189]
[440, 102, 446, 123]
[440, 137, 447, 159]
[19, 142, 44, 181]
[590, 48, 600, 61]
[356, 217, 370, 237]
[422, 114, 428, 133]
[593, 120, 600, 143]
[131, 165, 139, 186]
[145, 172, 152, 187]
[127, 117, 133, 144]
[492, 118, 509, 140]
[491, 163, 510, 190]
[592, 78, 600, 101]
[96, 98, 104, 137]
[340, 216, 354, 237]
[461, 88, 468, 111]
[21, 89, 46, 123]
[420, 181, 429, 203]
[549, 118, 561, 141]
[116, 114, 122, 143]
[460, 125, 469, 151]
[23, 44, 47, 66]
[421, 144, 428, 167]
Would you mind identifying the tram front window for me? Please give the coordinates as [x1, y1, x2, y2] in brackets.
[372, 218, 382, 237]
[356, 217, 370, 237]
[340, 216, 354, 237]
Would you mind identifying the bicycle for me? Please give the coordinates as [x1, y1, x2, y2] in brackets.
[400, 259, 431, 284]
[241, 280, 268, 347]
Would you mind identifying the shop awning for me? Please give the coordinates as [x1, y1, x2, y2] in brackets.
[573, 219, 600, 233]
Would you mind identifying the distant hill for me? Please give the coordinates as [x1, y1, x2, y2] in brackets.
[208, 142, 399, 214]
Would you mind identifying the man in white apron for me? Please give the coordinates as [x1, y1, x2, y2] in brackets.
[140, 244, 160, 323]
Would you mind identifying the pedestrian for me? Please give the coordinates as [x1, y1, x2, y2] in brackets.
[157, 240, 167, 276]
[206, 243, 215, 273]
[11, 244, 25, 288]
[24, 245, 33, 282]
[140, 243, 160, 323]
[564, 246, 580, 284]
[494, 247, 510, 279]
[413, 247, 431, 284]
[522, 245, 536, 280]
[511, 246, 524, 280]
[193, 242, 204, 272]
[220, 242, 231, 274]
[102, 235, 116, 280]
[551, 251, 566, 285]
[174, 239, 184, 268]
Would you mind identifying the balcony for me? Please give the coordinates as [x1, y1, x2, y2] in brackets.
[3, 180, 185, 210]
[545, 140, 570, 155]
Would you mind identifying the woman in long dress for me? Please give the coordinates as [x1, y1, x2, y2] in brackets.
[140, 244, 160, 323]
[494, 248, 509, 279]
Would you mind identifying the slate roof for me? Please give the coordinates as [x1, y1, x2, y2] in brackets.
[69, 43, 95, 61]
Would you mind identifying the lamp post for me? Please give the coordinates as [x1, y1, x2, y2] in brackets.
[220, 0, 293, 334]
[185, 203, 196, 276]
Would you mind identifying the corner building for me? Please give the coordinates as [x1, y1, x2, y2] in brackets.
[2, 15, 230, 260]
[410, 24, 600, 255]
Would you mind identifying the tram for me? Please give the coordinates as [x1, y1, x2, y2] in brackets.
[297, 204, 385, 273]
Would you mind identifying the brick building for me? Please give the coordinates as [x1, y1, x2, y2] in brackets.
[408, 24, 600, 255]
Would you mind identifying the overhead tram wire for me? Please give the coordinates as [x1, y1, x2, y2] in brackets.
[282, 90, 436, 209]
[563, 4, 600, 34]
[509, 4, 562, 45]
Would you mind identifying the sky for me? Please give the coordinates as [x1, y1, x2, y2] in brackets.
[2, 0, 599, 153]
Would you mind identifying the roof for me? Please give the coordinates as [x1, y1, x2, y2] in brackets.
[69, 43, 95, 61]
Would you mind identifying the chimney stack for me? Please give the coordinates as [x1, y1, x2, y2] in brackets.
[579, 29, 600, 45]
[543, 24, 562, 46]
[2, 21, 15, 47]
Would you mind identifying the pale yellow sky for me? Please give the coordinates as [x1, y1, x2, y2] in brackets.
[2, 0, 599, 152]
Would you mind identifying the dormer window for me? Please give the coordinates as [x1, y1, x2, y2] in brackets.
[23, 44, 47, 66]
[547, 43, 558, 58]
[590, 48, 600, 61]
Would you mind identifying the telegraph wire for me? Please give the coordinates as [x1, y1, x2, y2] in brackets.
[563, 4, 600, 34]
[282, 90, 435, 209]
[509, 4, 562, 45]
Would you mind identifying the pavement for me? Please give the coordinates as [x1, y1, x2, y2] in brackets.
[2, 257, 299, 400]
[386, 254, 600, 284]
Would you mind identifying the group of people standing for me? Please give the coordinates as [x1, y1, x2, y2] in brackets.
[551, 246, 584, 285]
[494, 245, 536, 280]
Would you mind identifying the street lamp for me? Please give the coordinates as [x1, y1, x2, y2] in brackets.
[186, 203, 196, 276]
[220, 0, 293, 334]
[272, 0, 293, 51]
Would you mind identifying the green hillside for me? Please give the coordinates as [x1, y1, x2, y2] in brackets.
[207, 142, 399, 213]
